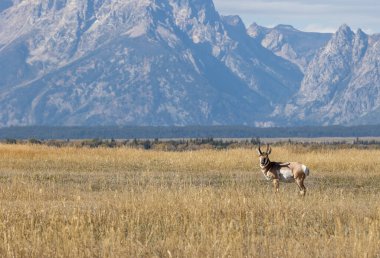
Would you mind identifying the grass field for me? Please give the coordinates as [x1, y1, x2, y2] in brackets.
[0, 144, 379, 257]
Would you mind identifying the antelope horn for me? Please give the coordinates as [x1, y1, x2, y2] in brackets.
[267, 144, 272, 154]
[257, 143, 263, 155]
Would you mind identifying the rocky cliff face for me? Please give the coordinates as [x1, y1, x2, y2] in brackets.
[0, 0, 301, 126]
[283, 25, 380, 125]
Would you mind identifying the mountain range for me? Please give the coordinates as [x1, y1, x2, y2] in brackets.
[0, 0, 379, 127]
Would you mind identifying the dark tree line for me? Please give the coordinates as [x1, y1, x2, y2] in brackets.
[1, 125, 380, 140]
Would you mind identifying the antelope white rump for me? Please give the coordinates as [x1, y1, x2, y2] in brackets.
[278, 168, 294, 182]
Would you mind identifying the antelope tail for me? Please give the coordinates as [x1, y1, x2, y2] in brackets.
[302, 165, 310, 176]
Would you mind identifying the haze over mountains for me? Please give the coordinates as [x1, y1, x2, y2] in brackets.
[0, 0, 379, 127]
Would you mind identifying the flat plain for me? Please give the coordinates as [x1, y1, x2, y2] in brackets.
[0, 144, 379, 257]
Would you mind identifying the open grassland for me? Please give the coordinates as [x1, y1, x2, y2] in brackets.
[0, 144, 379, 257]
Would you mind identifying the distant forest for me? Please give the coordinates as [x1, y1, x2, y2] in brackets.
[1, 125, 380, 140]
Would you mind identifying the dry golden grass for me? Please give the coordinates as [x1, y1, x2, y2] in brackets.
[0, 144, 379, 257]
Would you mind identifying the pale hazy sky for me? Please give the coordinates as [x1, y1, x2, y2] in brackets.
[213, 0, 380, 34]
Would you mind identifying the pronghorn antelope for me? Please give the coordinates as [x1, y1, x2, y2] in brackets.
[257, 144, 310, 196]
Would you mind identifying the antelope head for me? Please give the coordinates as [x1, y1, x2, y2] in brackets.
[257, 144, 272, 167]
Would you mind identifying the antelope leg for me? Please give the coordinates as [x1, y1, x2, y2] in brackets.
[273, 179, 280, 193]
[295, 176, 306, 196]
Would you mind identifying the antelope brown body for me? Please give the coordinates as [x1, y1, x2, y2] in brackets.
[257, 144, 310, 196]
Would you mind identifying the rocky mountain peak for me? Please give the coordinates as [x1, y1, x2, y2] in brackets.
[356, 28, 366, 37]
[352, 28, 368, 63]
[334, 24, 354, 42]
[319, 24, 369, 65]
[247, 22, 259, 32]
[248, 23, 331, 73]
[221, 15, 246, 37]
[283, 23, 380, 126]
[222, 15, 244, 28]
[247, 22, 269, 40]
[168, 0, 219, 24]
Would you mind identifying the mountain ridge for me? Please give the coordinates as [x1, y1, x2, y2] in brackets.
[248, 22, 332, 72]
[0, 0, 302, 127]
[0, 0, 379, 127]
